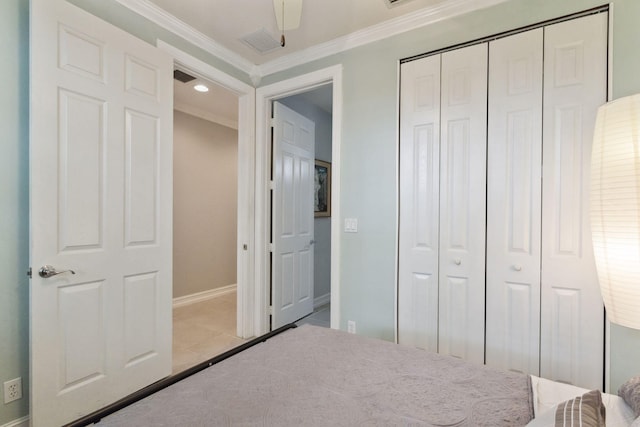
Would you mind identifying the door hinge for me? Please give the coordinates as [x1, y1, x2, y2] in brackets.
[270, 118, 275, 128]
[27, 267, 32, 278]
[269, 180, 275, 190]
[269, 305, 274, 316]
[269, 243, 274, 252]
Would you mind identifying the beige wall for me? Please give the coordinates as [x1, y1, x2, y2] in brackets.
[173, 110, 238, 298]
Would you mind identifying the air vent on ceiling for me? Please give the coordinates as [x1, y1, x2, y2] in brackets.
[173, 69, 196, 83]
[241, 28, 281, 54]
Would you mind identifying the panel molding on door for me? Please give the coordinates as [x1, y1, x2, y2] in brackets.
[486, 28, 543, 375]
[30, 0, 173, 424]
[271, 102, 315, 328]
[398, 55, 441, 351]
[540, 13, 607, 390]
[438, 43, 487, 364]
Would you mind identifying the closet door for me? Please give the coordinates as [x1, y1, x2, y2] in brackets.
[438, 44, 487, 364]
[540, 13, 607, 390]
[486, 29, 543, 374]
[398, 55, 441, 351]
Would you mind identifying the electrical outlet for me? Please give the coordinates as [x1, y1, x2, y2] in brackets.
[347, 320, 356, 334]
[4, 377, 22, 404]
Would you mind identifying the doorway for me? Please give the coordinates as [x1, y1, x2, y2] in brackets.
[255, 65, 343, 335]
[171, 71, 247, 373]
[275, 87, 333, 329]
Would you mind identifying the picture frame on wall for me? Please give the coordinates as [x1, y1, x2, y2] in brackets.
[314, 159, 331, 217]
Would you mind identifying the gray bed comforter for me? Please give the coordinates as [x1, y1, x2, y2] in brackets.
[101, 324, 534, 426]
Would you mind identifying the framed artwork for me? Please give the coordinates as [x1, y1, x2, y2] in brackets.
[314, 159, 331, 217]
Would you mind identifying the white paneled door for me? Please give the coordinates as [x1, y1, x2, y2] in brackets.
[438, 44, 488, 364]
[486, 28, 543, 375]
[271, 102, 315, 328]
[398, 43, 487, 364]
[398, 55, 441, 352]
[30, 1, 173, 425]
[540, 13, 607, 390]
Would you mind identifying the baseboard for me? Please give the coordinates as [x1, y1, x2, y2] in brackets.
[314, 292, 331, 308]
[1, 416, 29, 427]
[173, 284, 236, 308]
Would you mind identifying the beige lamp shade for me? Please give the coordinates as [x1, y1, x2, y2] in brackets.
[591, 93, 640, 330]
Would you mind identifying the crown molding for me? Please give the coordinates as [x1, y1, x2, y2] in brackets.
[258, 0, 509, 77]
[114, 0, 255, 75]
[116, 0, 508, 82]
[174, 102, 238, 130]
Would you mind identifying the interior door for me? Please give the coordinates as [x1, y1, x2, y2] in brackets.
[485, 28, 543, 375]
[438, 43, 487, 364]
[398, 54, 441, 351]
[540, 13, 607, 389]
[30, 0, 173, 425]
[271, 102, 315, 328]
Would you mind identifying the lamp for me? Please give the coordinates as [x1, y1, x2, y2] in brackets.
[591, 93, 640, 330]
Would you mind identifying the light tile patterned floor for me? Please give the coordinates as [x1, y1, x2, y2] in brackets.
[172, 291, 247, 374]
[173, 294, 331, 374]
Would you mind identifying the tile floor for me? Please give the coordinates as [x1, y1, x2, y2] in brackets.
[172, 292, 331, 374]
[172, 291, 247, 374]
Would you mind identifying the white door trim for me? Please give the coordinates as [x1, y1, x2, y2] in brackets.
[255, 65, 343, 335]
[157, 40, 256, 339]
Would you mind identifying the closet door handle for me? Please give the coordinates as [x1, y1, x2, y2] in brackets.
[513, 265, 522, 272]
[454, 258, 461, 266]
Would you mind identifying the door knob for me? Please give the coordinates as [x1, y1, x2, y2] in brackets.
[454, 258, 461, 265]
[38, 265, 76, 278]
[513, 265, 522, 271]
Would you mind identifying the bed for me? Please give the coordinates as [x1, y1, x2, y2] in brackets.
[68, 325, 639, 426]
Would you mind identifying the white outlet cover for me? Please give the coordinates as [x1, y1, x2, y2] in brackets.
[347, 320, 356, 334]
[4, 377, 22, 403]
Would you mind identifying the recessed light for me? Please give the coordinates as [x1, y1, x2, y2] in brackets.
[194, 84, 209, 93]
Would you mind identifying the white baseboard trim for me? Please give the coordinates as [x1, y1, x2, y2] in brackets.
[173, 284, 236, 308]
[1, 416, 29, 427]
[314, 292, 331, 308]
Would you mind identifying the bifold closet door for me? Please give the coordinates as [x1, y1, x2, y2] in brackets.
[540, 13, 607, 390]
[398, 55, 441, 351]
[438, 44, 488, 364]
[486, 28, 543, 375]
[398, 43, 487, 363]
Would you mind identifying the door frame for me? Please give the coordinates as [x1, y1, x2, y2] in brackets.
[255, 65, 343, 335]
[157, 41, 256, 339]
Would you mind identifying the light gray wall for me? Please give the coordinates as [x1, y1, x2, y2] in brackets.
[279, 92, 333, 302]
[0, 0, 29, 424]
[4, 2, 640, 424]
[173, 111, 238, 298]
[262, 0, 640, 391]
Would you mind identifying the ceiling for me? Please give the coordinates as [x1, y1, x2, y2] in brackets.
[147, 0, 455, 66]
[158, 0, 505, 127]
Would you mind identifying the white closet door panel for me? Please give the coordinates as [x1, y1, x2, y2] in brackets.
[439, 44, 487, 363]
[398, 56, 441, 350]
[486, 28, 543, 374]
[541, 13, 607, 390]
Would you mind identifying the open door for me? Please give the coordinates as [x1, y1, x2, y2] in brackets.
[29, 0, 173, 424]
[271, 102, 315, 328]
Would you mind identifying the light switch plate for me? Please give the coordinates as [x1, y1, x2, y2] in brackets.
[344, 218, 358, 233]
